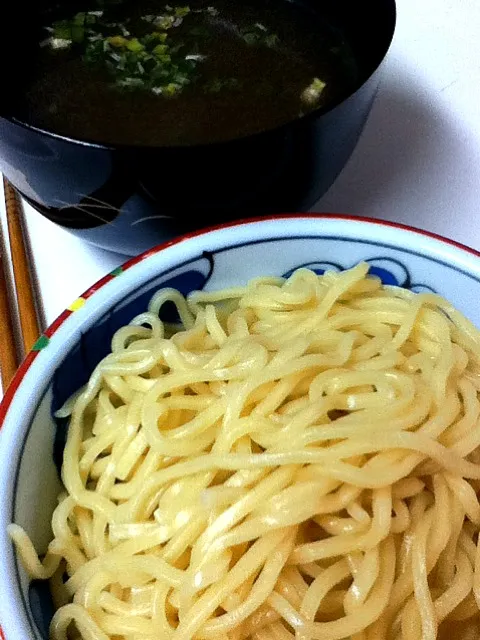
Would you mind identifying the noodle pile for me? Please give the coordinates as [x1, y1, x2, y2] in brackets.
[10, 263, 480, 639]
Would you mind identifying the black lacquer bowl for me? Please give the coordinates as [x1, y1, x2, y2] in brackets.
[0, 0, 396, 254]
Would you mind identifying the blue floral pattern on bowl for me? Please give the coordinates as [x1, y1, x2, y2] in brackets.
[282, 257, 436, 292]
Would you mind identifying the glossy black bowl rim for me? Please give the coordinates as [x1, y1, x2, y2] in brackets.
[2, 0, 396, 152]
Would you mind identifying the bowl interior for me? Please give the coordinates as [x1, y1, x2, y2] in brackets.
[0, 0, 395, 144]
[2, 216, 480, 639]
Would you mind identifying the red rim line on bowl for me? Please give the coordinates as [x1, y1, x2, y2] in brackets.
[1, 212, 480, 432]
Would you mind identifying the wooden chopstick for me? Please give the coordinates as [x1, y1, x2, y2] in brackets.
[0, 239, 19, 389]
[4, 178, 40, 357]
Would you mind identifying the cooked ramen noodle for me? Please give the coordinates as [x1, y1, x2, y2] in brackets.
[9, 263, 480, 639]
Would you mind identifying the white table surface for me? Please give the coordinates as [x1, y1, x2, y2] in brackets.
[1, 0, 480, 331]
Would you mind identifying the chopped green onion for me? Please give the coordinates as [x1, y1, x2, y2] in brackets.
[243, 32, 258, 45]
[118, 77, 144, 88]
[153, 32, 168, 42]
[44, 3, 277, 99]
[174, 6, 190, 17]
[126, 38, 144, 52]
[45, 37, 72, 49]
[265, 33, 279, 48]
[163, 82, 181, 95]
[301, 78, 326, 105]
[153, 15, 176, 29]
[152, 44, 168, 56]
[108, 35, 129, 47]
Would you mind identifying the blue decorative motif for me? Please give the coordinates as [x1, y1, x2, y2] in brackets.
[28, 582, 54, 640]
[282, 257, 436, 293]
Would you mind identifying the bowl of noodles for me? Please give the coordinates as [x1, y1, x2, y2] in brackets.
[2, 213, 480, 640]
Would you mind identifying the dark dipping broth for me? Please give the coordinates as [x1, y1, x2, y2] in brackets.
[21, 0, 358, 146]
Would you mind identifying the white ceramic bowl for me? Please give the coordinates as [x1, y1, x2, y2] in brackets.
[1, 214, 480, 639]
